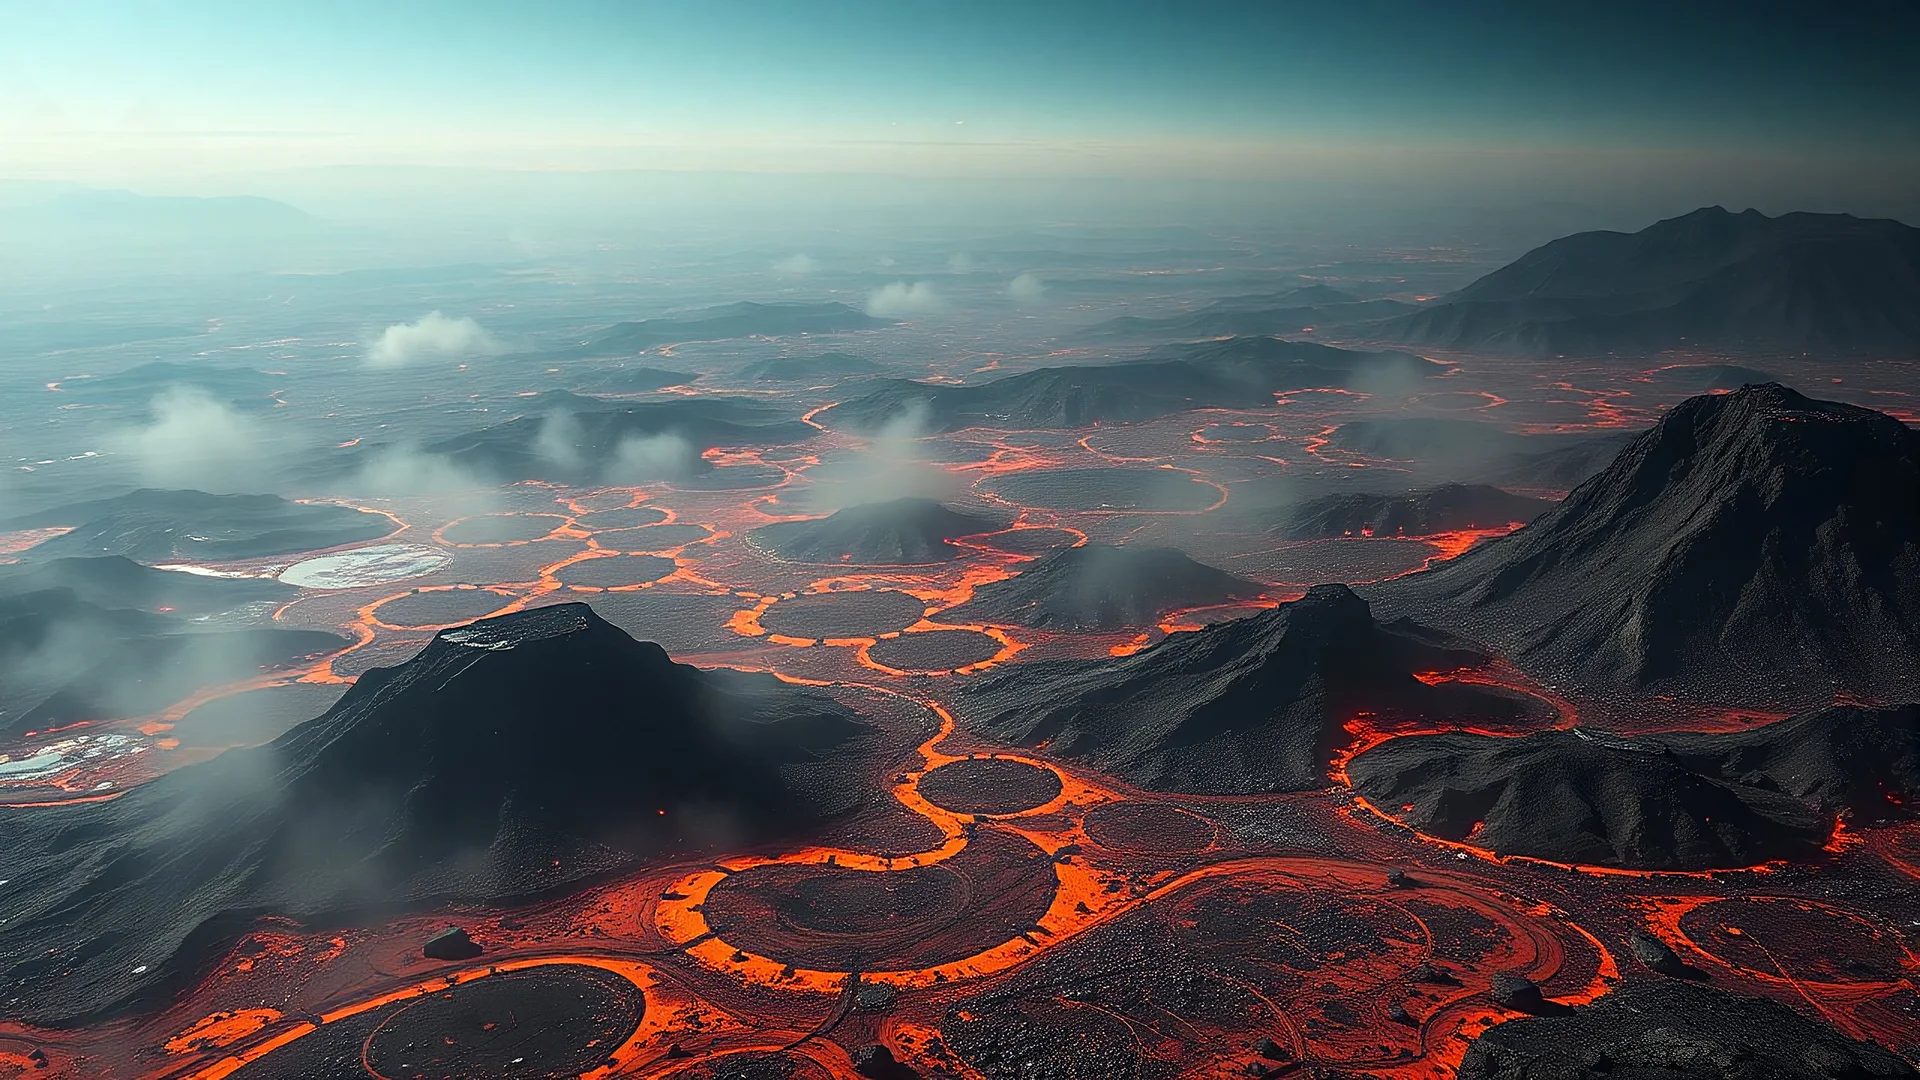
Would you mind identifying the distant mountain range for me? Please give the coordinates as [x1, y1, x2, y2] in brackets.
[1378, 207, 1920, 356]
[569, 302, 890, 356]
[1377, 384, 1920, 708]
[821, 336, 1445, 434]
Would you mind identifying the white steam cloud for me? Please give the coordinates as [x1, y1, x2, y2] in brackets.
[947, 252, 976, 274]
[865, 281, 944, 319]
[114, 387, 270, 492]
[352, 444, 490, 497]
[773, 253, 818, 275]
[1009, 272, 1047, 305]
[533, 411, 585, 472]
[604, 433, 698, 483]
[366, 312, 503, 368]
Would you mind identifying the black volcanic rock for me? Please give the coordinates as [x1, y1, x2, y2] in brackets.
[749, 498, 1006, 565]
[822, 337, 1445, 433]
[1489, 973, 1565, 1015]
[742, 352, 884, 382]
[3, 489, 396, 562]
[1377, 385, 1920, 708]
[1457, 980, 1916, 1080]
[0, 604, 872, 1023]
[1348, 704, 1918, 869]
[1381, 206, 1920, 357]
[1626, 930, 1697, 978]
[1279, 484, 1553, 540]
[422, 927, 481, 961]
[570, 302, 888, 356]
[942, 544, 1262, 630]
[956, 585, 1542, 794]
[1345, 728, 1828, 869]
[422, 396, 815, 483]
[0, 555, 292, 616]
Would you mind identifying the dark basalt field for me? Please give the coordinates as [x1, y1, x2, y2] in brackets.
[758, 589, 927, 639]
[978, 467, 1221, 511]
[866, 628, 1005, 672]
[553, 553, 679, 589]
[6, 219, 1920, 1080]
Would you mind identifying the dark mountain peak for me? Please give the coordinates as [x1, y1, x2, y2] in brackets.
[750, 498, 1007, 565]
[943, 543, 1261, 630]
[435, 599, 604, 650]
[1379, 388, 1920, 707]
[0, 604, 874, 1023]
[1387, 207, 1920, 356]
[957, 585, 1532, 794]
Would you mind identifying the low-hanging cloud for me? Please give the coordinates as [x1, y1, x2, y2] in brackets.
[352, 443, 492, 497]
[866, 281, 944, 319]
[1008, 272, 1047, 305]
[947, 252, 976, 274]
[366, 312, 503, 368]
[533, 411, 585, 472]
[114, 386, 270, 492]
[773, 253, 818, 275]
[604, 433, 698, 483]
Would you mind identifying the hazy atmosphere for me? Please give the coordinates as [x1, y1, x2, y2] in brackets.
[2, 4, 1918, 1079]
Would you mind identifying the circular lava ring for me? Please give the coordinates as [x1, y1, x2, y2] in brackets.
[362, 965, 645, 1080]
[574, 506, 670, 530]
[1084, 801, 1219, 854]
[438, 513, 570, 546]
[864, 629, 1004, 673]
[972, 527, 1083, 556]
[370, 587, 517, 630]
[918, 758, 1063, 816]
[552, 554, 677, 591]
[1678, 896, 1917, 986]
[1196, 421, 1279, 443]
[759, 590, 927, 640]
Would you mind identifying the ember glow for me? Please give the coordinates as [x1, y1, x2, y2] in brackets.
[3, 8, 1918, 1077]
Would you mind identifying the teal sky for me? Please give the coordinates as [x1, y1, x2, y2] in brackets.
[3, 1, 1916, 185]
